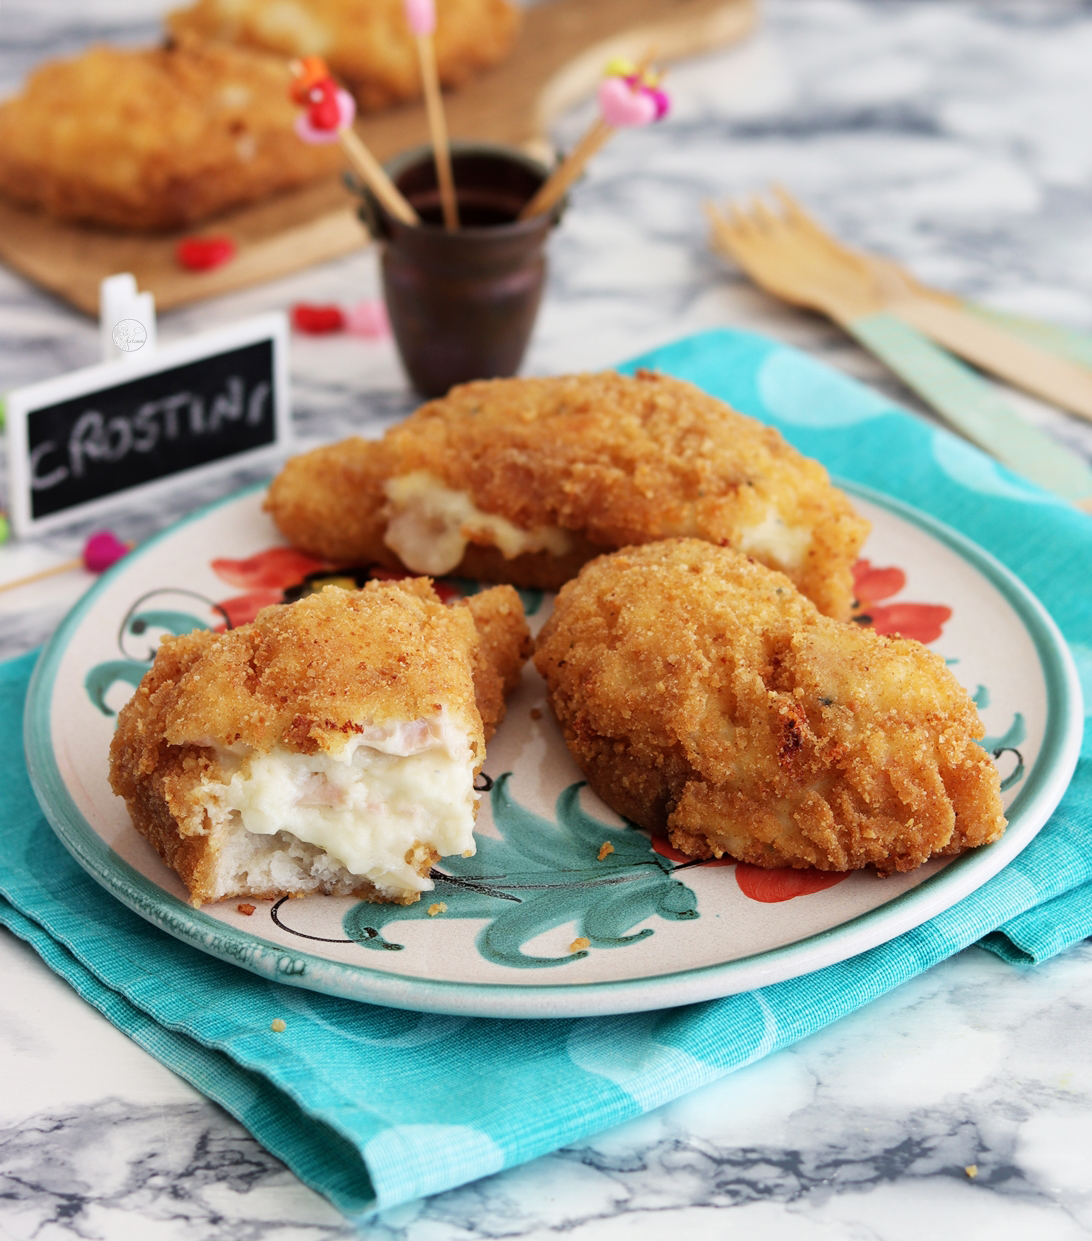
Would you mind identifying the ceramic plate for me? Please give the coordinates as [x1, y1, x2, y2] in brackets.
[25, 481, 1082, 1018]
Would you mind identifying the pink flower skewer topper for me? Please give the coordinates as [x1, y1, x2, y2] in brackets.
[518, 58, 671, 221]
[295, 90, 355, 144]
[404, 0, 436, 37]
[289, 56, 355, 142]
[597, 59, 671, 128]
[82, 530, 131, 573]
[403, 0, 459, 230]
[294, 86, 356, 144]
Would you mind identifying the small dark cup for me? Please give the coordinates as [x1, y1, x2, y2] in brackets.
[353, 142, 562, 398]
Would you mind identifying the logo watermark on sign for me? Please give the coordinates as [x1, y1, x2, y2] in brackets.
[111, 319, 148, 353]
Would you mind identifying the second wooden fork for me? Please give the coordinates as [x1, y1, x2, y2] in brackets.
[767, 187, 1092, 424]
[706, 193, 1092, 508]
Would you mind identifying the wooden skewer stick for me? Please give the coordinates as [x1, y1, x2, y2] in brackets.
[404, 0, 458, 230]
[0, 531, 132, 595]
[338, 129, 419, 226]
[414, 34, 459, 230]
[518, 118, 614, 222]
[0, 558, 84, 594]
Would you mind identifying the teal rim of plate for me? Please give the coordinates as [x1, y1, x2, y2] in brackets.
[24, 479, 1084, 1019]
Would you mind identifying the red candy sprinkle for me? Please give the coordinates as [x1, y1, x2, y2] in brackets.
[292, 303, 347, 334]
[177, 236, 237, 271]
[83, 531, 130, 573]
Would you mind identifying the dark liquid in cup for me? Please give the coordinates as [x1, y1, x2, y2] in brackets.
[411, 202, 519, 229]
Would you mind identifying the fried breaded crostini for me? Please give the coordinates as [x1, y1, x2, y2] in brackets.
[109, 580, 530, 906]
[0, 38, 342, 231]
[167, 0, 520, 113]
[265, 371, 870, 620]
[533, 539, 1005, 876]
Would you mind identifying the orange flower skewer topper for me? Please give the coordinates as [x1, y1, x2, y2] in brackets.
[289, 56, 419, 225]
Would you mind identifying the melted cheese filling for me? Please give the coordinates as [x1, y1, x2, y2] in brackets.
[383, 471, 572, 576]
[201, 713, 477, 900]
[737, 508, 812, 572]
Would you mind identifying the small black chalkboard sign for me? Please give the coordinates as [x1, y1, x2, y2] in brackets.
[6, 313, 289, 535]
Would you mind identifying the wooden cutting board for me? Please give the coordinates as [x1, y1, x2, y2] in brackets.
[0, 0, 755, 315]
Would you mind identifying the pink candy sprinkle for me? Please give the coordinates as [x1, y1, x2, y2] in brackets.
[345, 300, 391, 338]
[83, 531, 130, 574]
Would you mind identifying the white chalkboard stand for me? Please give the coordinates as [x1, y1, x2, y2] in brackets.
[5, 296, 291, 538]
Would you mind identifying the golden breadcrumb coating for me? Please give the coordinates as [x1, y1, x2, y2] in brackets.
[0, 38, 342, 231]
[462, 585, 533, 731]
[109, 580, 529, 904]
[533, 540, 1005, 875]
[167, 0, 520, 113]
[266, 370, 870, 620]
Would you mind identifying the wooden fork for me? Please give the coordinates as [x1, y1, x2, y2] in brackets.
[706, 195, 1092, 508]
[767, 186, 1092, 425]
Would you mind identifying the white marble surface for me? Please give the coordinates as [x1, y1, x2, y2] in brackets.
[3, 0, 1092, 1235]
